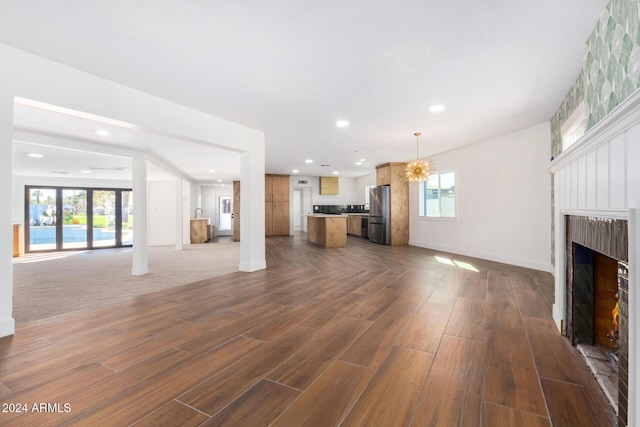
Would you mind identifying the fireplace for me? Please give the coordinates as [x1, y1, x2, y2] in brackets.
[565, 215, 628, 426]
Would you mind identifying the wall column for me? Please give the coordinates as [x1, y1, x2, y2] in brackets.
[239, 146, 265, 272]
[175, 177, 183, 251]
[131, 157, 149, 276]
[0, 94, 15, 337]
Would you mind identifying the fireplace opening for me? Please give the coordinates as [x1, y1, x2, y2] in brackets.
[572, 243, 618, 348]
[565, 215, 629, 426]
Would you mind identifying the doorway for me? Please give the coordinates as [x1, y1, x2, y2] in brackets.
[293, 187, 312, 233]
[217, 195, 232, 236]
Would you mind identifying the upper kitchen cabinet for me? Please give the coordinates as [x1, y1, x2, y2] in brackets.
[265, 174, 290, 236]
[319, 176, 339, 195]
[375, 163, 408, 245]
[376, 165, 391, 186]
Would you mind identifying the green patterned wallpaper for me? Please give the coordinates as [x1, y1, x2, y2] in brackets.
[550, 0, 640, 157]
[549, 0, 640, 267]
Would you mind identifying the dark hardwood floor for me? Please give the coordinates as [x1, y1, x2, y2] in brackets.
[0, 234, 615, 426]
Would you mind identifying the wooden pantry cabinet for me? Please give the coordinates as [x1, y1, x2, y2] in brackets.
[265, 174, 290, 236]
[375, 162, 409, 245]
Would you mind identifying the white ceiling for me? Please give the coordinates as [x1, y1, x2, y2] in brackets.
[2, 0, 607, 182]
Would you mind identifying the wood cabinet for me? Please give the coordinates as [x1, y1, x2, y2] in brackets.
[375, 162, 409, 245]
[319, 176, 339, 194]
[376, 166, 391, 186]
[190, 219, 208, 244]
[265, 174, 290, 236]
[307, 215, 347, 247]
[13, 224, 19, 257]
[233, 180, 240, 242]
[347, 215, 363, 236]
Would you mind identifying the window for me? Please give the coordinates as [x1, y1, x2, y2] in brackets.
[419, 172, 456, 218]
[364, 185, 375, 210]
[561, 101, 587, 151]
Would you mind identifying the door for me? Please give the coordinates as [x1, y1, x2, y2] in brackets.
[25, 186, 133, 252]
[62, 189, 87, 250]
[293, 189, 302, 231]
[217, 195, 233, 236]
[92, 190, 116, 248]
[27, 187, 57, 251]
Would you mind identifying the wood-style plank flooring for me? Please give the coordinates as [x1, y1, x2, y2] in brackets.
[0, 234, 616, 426]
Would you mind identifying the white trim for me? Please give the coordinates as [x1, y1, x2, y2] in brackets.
[416, 216, 458, 222]
[561, 101, 587, 151]
[239, 260, 267, 272]
[548, 86, 640, 173]
[629, 208, 639, 427]
[0, 318, 15, 337]
[561, 208, 629, 220]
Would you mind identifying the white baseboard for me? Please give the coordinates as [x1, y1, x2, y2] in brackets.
[0, 317, 15, 338]
[239, 260, 266, 272]
[408, 240, 553, 273]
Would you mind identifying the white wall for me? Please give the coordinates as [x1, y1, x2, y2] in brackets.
[148, 181, 177, 246]
[201, 186, 217, 222]
[409, 122, 552, 272]
[182, 180, 191, 245]
[291, 175, 370, 206]
[355, 173, 376, 205]
[0, 43, 266, 337]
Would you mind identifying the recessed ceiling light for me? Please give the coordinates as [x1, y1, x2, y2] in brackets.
[94, 129, 110, 136]
[332, 171, 339, 175]
[208, 169, 215, 173]
[305, 159, 313, 164]
[292, 169, 299, 174]
[429, 105, 445, 112]
[217, 179, 222, 183]
[336, 120, 349, 127]
[28, 153, 44, 158]
[355, 162, 363, 166]
[81, 170, 92, 174]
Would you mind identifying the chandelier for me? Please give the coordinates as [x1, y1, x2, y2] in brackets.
[405, 132, 434, 183]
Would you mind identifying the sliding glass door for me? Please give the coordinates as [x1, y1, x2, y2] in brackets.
[27, 187, 58, 251]
[25, 186, 133, 253]
[62, 189, 88, 250]
[92, 190, 116, 248]
[121, 190, 134, 246]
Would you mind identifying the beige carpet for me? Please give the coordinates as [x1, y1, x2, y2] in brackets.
[12, 241, 240, 323]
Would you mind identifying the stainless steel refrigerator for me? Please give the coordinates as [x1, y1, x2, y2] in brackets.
[369, 185, 390, 244]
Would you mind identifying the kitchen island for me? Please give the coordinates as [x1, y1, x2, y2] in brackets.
[306, 214, 348, 248]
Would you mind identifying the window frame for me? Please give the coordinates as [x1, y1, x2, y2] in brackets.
[418, 171, 457, 220]
[25, 185, 133, 253]
[561, 101, 587, 152]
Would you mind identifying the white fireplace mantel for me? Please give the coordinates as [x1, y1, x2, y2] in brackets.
[548, 87, 640, 427]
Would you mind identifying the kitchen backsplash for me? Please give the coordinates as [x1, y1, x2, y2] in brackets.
[313, 204, 368, 214]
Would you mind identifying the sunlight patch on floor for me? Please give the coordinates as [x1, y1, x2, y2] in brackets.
[13, 250, 90, 264]
[435, 256, 479, 272]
